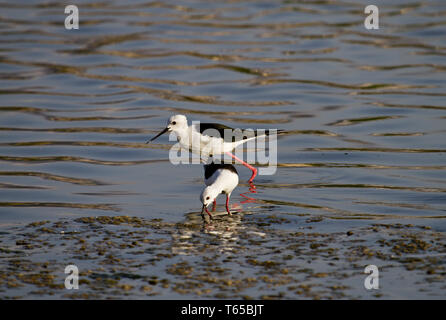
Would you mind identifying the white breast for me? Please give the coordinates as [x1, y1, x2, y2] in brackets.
[205, 169, 239, 194]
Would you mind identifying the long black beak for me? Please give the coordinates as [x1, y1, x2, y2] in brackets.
[201, 203, 212, 219]
[146, 127, 169, 144]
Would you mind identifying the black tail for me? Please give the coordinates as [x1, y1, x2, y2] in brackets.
[254, 129, 286, 137]
[267, 129, 286, 136]
[216, 128, 286, 142]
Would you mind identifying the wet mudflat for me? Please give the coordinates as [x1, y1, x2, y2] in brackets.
[0, 213, 445, 299]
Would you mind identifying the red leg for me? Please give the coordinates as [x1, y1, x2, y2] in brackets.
[225, 194, 232, 215]
[212, 199, 217, 211]
[205, 206, 212, 218]
[225, 152, 258, 182]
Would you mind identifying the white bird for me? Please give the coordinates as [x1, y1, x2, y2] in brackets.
[200, 162, 239, 218]
[148, 114, 277, 182]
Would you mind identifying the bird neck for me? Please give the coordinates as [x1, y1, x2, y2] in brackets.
[173, 125, 189, 137]
[171, 126, 190, 143]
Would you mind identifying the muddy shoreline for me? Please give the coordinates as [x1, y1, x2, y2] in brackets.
[1, 214, 444, 299]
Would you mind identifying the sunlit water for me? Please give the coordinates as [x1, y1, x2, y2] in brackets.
[0, 0, 445, 299]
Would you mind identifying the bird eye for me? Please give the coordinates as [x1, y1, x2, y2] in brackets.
[206, 196, 210, 200]
[172, 121, 176, 125]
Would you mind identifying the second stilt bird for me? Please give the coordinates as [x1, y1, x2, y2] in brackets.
[200, 162, 239, 218]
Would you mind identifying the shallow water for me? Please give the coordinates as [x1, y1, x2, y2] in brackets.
[0, 0, 445, 299]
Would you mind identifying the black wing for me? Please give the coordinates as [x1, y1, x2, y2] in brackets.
[199, 123, 256, 143]
[199, 123, 285, 142]
[199, 123, 233, 136]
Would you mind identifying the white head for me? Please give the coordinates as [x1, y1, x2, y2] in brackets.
[167, 114, 188, 132]
[200, 185, 221, 207]
[147, 114, 188, 143]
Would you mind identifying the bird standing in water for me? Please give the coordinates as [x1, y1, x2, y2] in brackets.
[147, 114, 275, 182]
[200, 162, 239, 218]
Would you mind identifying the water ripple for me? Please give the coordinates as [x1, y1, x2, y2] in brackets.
[0, 1, 445, 240]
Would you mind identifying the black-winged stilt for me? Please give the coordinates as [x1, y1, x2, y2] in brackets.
[200, 162, 239, 218]
[147, 114, 275, 182]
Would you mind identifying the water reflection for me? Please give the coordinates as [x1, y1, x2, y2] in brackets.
[172, 211, 246, 255]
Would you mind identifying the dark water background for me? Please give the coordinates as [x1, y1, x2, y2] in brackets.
[0, 0, 445, 299]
